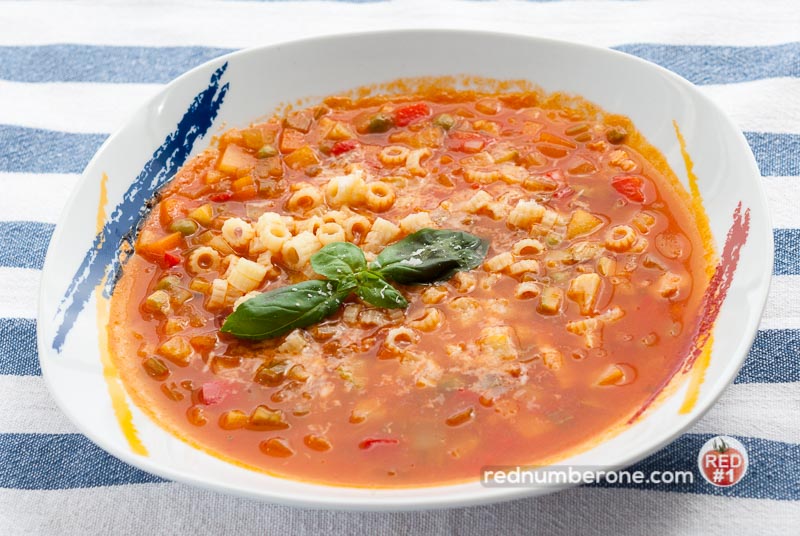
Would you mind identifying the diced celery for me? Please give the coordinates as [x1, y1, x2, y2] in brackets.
[155, 275, 181, 291]
[142, 357, 170, 380]
[248, 405, 288, 430]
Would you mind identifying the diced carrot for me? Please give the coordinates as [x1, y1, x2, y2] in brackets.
[137, 231, 184, 259]
[217, 144, 255, 175]
[537, 144, 569, 158]
[279, 129, 306, 154]
[158, 197, 187, 227]
[231, 175, 258, 200]
[283, 145, 319, 170]
[240, 128, 265, 150]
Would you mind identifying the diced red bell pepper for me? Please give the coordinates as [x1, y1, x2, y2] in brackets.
[163, 252, 182, 268]
[611, 175, 645, 203]
[331, 139, 359, 156]
[393, 103, 431, 127]
[209, 191, 233, 203]
[358, 437, 399, 450]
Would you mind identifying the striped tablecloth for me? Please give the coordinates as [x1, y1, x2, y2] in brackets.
[1, 1, 798, 533]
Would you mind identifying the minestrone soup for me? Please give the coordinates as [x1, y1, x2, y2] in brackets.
[109, 84, 708, 487]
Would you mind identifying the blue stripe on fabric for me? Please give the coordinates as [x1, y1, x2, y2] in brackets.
[586, 434, 800, 500]
[0, 126, 106, 174]
[614, 43, 800, 85]
[773, 229, 800, 276]
[1, 312, 795, 384]
[0, 432, 795, 498]
[0, 434, 165, 489]
[0, 43, 798, 84]
[0, 45, 234, 84]
[745, 132, 800, 177]
[0, 318, 39, 376]
[0, 221, 53, 269]
[736, 329, 800, 384]
[1, 125, 796, 176]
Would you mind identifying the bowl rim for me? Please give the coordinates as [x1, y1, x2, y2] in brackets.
[37, 28, 773, 510]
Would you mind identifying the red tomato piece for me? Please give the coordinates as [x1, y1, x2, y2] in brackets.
[163, 252, 182, 267]
[611, 175, 645, 203]
[209, 191, 233, 203]
[393, 103, 431, 127]
[358, 437, 399, 450]
[331, 139, 359, 156]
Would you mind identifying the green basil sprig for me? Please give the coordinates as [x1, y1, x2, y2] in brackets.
[221, 229, 488, 340]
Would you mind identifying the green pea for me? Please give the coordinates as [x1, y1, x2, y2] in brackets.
[169, 218, 198, 236]
[367, 114, 394, 133]
[257, 144, 278, 158]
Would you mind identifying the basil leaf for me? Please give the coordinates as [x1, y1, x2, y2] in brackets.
[220, 280, 347, 340]
[355, 272, 409, 309]
[310, 242, 367, 281]
[371, 229, 489, 284]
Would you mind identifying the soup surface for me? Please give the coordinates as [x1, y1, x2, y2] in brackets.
[109, 85, 708, 487]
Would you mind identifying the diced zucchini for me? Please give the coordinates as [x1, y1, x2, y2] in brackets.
[144, 290, 171, 315]
[142, 357, 170, 380]
[155, 275, 181, 291]
[254, 362, 286, 386]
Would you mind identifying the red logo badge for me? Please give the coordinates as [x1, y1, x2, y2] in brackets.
[697, 435, 748, 487]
